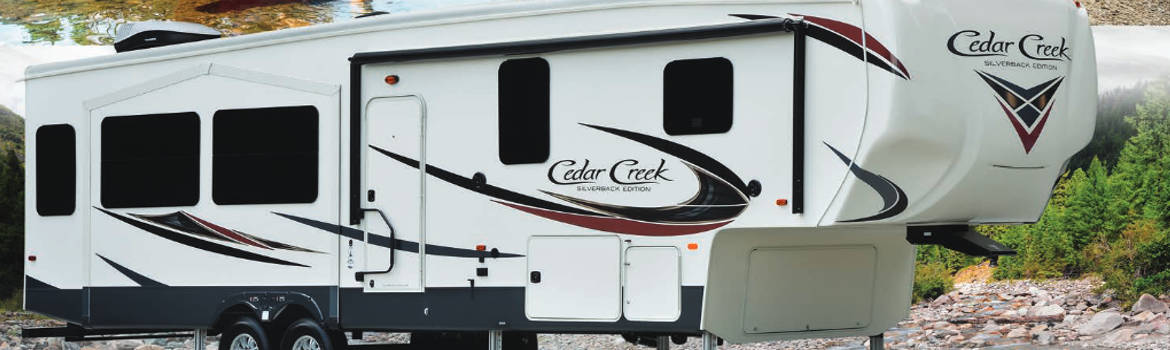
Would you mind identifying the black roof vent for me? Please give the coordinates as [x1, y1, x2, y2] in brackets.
[114, 21, 222, 53]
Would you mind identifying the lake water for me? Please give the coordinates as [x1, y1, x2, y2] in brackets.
[0, 0, 498, 46]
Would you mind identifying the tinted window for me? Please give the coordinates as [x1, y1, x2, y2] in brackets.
[36, 124, 76, 216]
[101, 112, 200, 208]
[498, 57, 550, 165]
[663, 57, 733, 135]
[213, 106, 318, 205]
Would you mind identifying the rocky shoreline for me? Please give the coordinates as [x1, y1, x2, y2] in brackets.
[4, 278, 1170, 349]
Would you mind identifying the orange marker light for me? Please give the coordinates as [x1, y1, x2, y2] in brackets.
[475, 244, 486, 251]
[775, 198, 789, 206]
[384, 75, 400, 85]
[687, 243, 699, 251]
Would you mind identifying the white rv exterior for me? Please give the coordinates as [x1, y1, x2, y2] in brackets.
[23, 0, 1096, 347]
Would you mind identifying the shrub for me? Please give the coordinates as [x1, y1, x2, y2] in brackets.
[913, 261, 953, 303]
[0, 288, 20, 312]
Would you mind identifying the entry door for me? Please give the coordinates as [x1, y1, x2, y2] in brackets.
[362, 96, 425, 292]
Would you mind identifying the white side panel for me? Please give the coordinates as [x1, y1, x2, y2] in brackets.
[362, 96, 425, 292]
[87, 67, 339, 288]
[743, 246, 875, 333]
[24, 84, 89, 292]
[623, 246, 681, 322]
[526, 235, 621, 321]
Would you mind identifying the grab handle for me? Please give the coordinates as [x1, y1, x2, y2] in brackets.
[355, 208, 395, 282]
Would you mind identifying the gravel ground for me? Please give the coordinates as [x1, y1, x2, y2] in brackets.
[1083, 0, 1170, 25]
[6, 278, 1170, 350]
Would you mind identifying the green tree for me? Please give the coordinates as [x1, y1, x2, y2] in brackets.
[0, 149, 24, 300]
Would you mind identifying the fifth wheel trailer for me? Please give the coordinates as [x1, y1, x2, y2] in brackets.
[22, 0, 1096, 349]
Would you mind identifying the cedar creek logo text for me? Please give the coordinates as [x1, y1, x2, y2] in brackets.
[548, 159, 672, 192]
[948, 30, 1072, 61]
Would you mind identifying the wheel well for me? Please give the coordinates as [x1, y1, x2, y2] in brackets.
[211, 304, 256, 336]
[269, 304, 318, 335]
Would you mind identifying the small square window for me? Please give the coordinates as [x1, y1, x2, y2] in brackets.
[664, 57, 733, 135]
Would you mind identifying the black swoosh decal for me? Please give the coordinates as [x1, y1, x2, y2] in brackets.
[96, 208, 308, 267]
[370, 124, 752, 235]
[96, 254, 167, 287]
[541, 163, 747, 224]
[825, 144, 908, 222]
[369, 146, 600, 217]
[25, 276, 58, 290]
[273, 212, 523, 258]
[579, 123, 750, 196]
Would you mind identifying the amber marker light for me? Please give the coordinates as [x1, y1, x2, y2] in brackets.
[687, 243, 699, 251]
[384, 75, 400, 85]
[475, 244, 486, 251]
[776, 198, 789, 206]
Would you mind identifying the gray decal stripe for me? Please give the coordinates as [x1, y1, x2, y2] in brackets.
[96, 254, 167, 288]
[825, 143, 908, 222]
[274, 212, 523, 258]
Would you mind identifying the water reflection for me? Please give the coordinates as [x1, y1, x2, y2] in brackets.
[0, 0, 497, 46]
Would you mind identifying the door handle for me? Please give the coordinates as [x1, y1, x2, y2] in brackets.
[355, 208, 396, 282]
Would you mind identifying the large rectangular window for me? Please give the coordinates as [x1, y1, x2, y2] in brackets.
[213, 106, 318, 205]
[101, 112, 200, 208]
[36, 124, 76, 216]
[664, 57, 733, 135]
[498, 57, 550, 165]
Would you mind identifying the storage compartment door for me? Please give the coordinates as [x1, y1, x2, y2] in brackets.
[743, 246, 876, 333]
[624, 246, 680, 322]
[526, 236, 621, 321]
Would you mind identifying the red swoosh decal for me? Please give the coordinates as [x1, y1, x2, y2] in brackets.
[495, 201, 733, 236]
[796, 13, 911, 79]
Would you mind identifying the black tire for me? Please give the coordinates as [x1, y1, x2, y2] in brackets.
[502, 332, 537, 350]
[220, 317, 271, 350]
[280, 318, 336, 350]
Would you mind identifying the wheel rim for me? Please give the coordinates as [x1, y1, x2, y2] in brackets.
[230, 333, 260, 350]
[292, 335, 321, 350]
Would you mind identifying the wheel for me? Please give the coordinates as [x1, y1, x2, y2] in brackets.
[220, 317, 271, 350]
[280, 318, 337, 350]
[502, 332, 537, 350]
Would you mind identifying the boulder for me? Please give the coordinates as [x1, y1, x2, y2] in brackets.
[1034, 331, 1054, 345]
[114, 341, 143, 350]
[1132, 294, 1169, 314]
[1100, 328, 1135, 345]
[1006, 327, 1028, 338]
[1077, 311, 1124, 335]
[1028, 305, 1065, 322]
[132, 346, 163, 350]
[1134, 310, 1157, 323]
